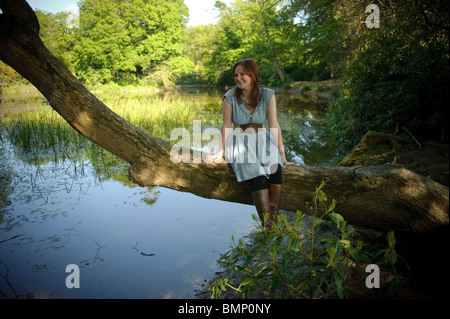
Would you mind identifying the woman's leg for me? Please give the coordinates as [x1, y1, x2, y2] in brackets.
[267, 164, 283, 225]
[251, 165, 283, 228]
[251, 176, 270, 226]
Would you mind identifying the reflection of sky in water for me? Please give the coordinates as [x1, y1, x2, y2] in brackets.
[0, 140, 255, 298]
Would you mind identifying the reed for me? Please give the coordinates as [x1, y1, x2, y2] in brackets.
[101, 92, 222, 138]
[1, 91, 222, 173]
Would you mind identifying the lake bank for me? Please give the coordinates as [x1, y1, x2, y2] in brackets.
[0, 79, 341, 113]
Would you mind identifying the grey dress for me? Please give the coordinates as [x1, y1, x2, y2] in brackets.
[223, 87, 282, 182]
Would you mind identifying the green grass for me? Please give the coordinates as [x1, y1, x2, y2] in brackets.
[1, 91, 222, 170]
[97, 92, 222, 138]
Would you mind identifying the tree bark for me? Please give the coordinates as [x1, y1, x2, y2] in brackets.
[1, 0, 448, 234]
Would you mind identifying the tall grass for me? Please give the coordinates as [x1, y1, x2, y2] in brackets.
[102, 93, 221, 138]
[102, 92, 222, 137]
[1, 91, 222, 170]
[5, 108, 74, 149]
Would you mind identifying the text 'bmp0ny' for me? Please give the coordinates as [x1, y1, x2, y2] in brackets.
[178, 303, 271, 316]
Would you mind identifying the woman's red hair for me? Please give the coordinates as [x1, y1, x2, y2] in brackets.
[232, 59, 261, 107]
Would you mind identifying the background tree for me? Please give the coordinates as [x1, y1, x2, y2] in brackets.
[74, 0, 188, 85]
[34, 9, 77, 74]
[181, 24, 219, 84]
[279, 0, 344, 80]
[327, 0, 449, 151]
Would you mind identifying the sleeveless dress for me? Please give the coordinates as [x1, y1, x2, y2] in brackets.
[223, 87, 282, 182]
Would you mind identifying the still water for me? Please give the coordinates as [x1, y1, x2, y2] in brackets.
[0, 87, 336, 298]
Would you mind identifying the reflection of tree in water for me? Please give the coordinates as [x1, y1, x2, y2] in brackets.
[0, 235, 106, 298]
[139, 187, 160, 207]
[0, 140, 15, 230]
[0, 169, 13, 226]
[0, 136, 160, 298]
[0, 263, 44, 299]
[79, 238, 106, 268]
[279, 108, 336, 166]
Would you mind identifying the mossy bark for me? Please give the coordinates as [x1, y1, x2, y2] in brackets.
[1, 0, 448, 234]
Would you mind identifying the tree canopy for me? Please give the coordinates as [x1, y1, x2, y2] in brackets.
[73, 0, 188, 85]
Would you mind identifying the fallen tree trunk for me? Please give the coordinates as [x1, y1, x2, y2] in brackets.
[1, 0, 448, 234]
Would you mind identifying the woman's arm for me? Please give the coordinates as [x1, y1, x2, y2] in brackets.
[267, 94, 288, 165]
[205, 98, 233, 163]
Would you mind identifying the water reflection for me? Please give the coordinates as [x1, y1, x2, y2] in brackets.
[0, 87, 336, 298]
[0, 137, 256, 298]
[276, 93, 336, 166]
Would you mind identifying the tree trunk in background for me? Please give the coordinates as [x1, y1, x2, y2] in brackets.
[258, 0, 285, 84]
[1, 0, 448, 234]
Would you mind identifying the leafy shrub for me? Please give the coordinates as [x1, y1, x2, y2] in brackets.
[209, 181, 406, 299]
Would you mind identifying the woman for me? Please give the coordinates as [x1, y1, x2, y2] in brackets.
[206, 59, 289, 227]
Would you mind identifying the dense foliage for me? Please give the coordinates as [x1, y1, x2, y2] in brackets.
[326, 0, 449, 150]
[1, 0, 448, 150]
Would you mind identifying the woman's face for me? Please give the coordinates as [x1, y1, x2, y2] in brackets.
[234, 65, 253, 91]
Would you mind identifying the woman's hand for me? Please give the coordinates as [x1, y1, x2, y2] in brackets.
[283, 161, 296, 167]
[281, 153, 295, 167]
[205, 150, 224, 163]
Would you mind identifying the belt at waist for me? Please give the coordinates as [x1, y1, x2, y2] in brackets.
[234, 123, 264, 132]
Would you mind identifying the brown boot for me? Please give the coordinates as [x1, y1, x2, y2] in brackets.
[268, 183, 284, 226]
[251, 188, 270, 227]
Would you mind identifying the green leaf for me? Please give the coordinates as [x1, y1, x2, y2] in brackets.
[317, 189, 327, 202]
[328, 199, 337, 212]
[270, 272, 280, 294]
[329, 212, 344, 228]
[385, 248, 397, 265]
[280, 234, 291, 250]
[254, 263, 269, 277]
[279, 264, 295, 279]
[334, 270, 347, 299]
[240, 276, 254, 287]
[339, 239, 351, 249]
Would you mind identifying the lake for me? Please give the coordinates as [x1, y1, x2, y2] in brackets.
[0, 86, 336, 299]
